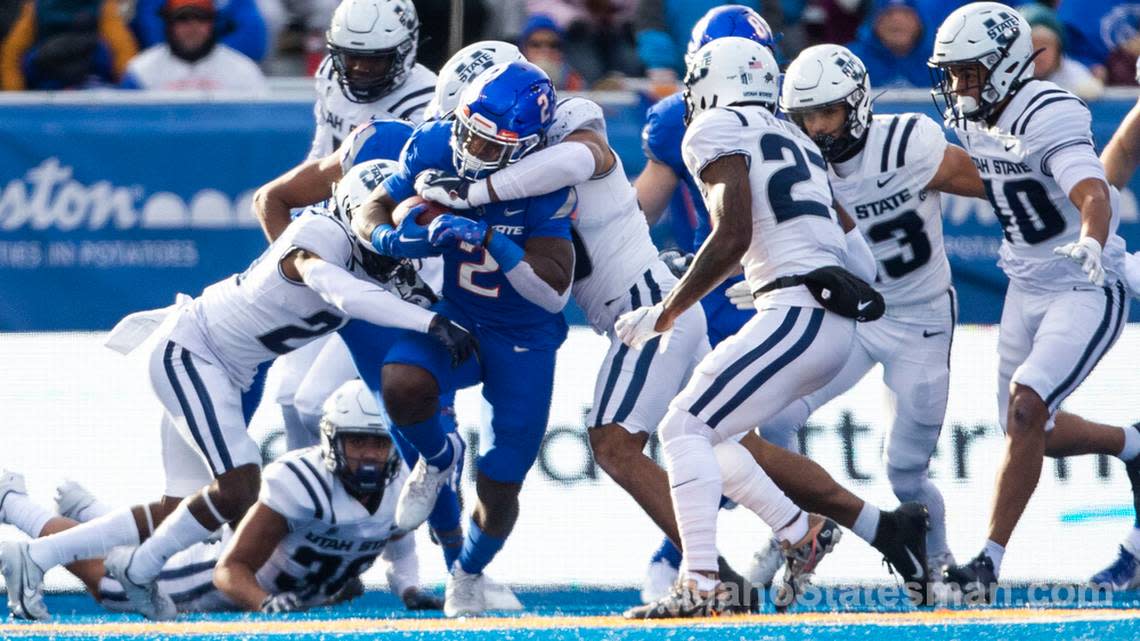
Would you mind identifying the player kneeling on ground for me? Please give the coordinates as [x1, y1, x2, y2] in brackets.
[0, 380, 441, 617]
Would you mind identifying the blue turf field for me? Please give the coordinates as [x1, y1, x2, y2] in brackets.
[2, 587, 1139, 640]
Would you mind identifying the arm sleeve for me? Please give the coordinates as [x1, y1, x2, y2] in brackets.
[218, 0, 268, 62]
[504, 260, 571, 313]
[99, 0, 138, 79]
[480, 142, 596, 202]
[301, 260, 436, 332]
[0, 2, 36, 91]
[844, 227, 877, 282]
[681, 108, 753, 181]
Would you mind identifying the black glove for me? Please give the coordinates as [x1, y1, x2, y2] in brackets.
[401, 587, 445, 611]
[415, 169, 475, 209]
[658, 249, 694, 279]
[389, 261, 439, 308]
[428, 315, 479, 367]
[260, 591, 306, 613]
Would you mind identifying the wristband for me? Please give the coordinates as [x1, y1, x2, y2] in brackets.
[484, 230, 524, 272]
[371, 224, 394, 253]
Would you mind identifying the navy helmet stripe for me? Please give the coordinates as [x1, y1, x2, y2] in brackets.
[688, 307, 801, 417]
[707, 308, 825, 429]
[181, 349, 235, 473]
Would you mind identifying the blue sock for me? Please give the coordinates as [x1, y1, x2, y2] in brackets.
[435, 526, 464, 569]
[458, 518, 506, 575]
[395, 415, 453, 469]
[650, 537, 682, 569]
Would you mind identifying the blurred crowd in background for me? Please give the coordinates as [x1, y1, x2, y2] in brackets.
[0, 0, 1137, 95]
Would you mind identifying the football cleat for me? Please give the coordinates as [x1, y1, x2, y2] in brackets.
[483, 575, 524, 611]
[54, 480, 98, 522]
[943, 552, 998, 604]
[871, 501, 931, 605]
[625, 579, 736, 619]
[103, 547, 177, 620]
[927, 551, 957, 584]
[1090, 546, 1140, 590]
[775, 514, 842, 611]
[0, 540, 49, 620]
[0, 470, 28, 519]
[444, 561, 486, 618]
[747, 536, 784, 588]
[395, 433, 462, 532]
[641, 557, 679, 604]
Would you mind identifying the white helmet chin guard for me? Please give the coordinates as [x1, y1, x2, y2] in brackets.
[423, 41, 525, 121]
[927, 2, 1036, 125]
[683, 36, 780, 125]
[781, 44, 872, 161]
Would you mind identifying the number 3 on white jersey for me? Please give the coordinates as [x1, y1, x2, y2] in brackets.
[458, 250, 501, 297]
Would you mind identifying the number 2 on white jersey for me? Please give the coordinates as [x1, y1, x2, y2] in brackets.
[458, 250, 501, 298]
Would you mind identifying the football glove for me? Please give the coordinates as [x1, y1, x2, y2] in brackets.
[370, 213, 438, 259]
[428, 314, 479, 367]
[388, 260, 439, 309]
[726, 279, 755, 310]
[428, 214, 489, 248]
[1053, 236, 1105, 286]
[260, 591, 306, 613]
[415, 169, 481, 209]
[400, 587, 445, 611]
[615, 303, 671, 351]
[658, 249, 694, 279]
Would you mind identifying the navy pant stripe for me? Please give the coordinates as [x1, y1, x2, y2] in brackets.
[180, 349, 234, 473]
[688, 307, 802, 418]
[1044, 283, 1120, 408]
[613, 271, 665, 423]
[706, 309, 826, 429]
[162, 343, 213, 472]
[593, 279, 644, 427]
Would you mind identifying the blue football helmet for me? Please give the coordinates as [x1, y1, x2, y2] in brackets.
[686, 5, 777, 65]
[451, 61, 556, 181]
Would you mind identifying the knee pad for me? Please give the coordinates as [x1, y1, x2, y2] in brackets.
[713, 440, 755, 499]
[659, 407, 717, 446]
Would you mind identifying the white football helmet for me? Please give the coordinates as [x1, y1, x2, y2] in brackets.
[327, 0, 419, 103]
[927, 2, 1035, 124]
[683, 36, 780, 125]
[320, 379, 400, 495]
[332, 158, 398, 224]
[780, 44, 872, 161]
[423, 40, 524, 121]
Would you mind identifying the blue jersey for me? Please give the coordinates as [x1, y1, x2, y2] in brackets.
[643, 92, 712, 251]
[382, 120, 575, 350]
[340, 119, 415, 170]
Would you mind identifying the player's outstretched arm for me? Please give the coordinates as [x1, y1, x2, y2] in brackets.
[1101, 100, 1140, 189]
[252, 153, 344, 242]
[213, 503, 290, 611]
[926, 144, 986, 199]
[284, 249, 437, 332]
[634, 159, 680, 226]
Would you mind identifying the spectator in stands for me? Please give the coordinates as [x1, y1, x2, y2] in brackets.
[528, 0, 641, 85]
[845, 0, 928, 88]
[1018, 3, 1104, 98]
[1058, 0, 1140, 86]
[133, 0, 268, 62]
[1, 0, 138, 90]
[634, 0, 783, 88]
[801, 0, 867, 50]
[519, 14, 585, 90]
[120, 0, 267, 90]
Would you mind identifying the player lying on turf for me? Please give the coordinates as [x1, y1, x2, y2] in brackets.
[0, 161, 476, 622]
[0, 380, 441, 617]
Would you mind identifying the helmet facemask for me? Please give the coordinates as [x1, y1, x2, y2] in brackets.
[320, 421, 401, 497]
[787, 89, 869, 162]
[451, 106, 542, 181]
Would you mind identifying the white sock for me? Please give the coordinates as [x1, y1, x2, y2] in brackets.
[713, 440, 802, 540]
[775, 510, 810, 545]
[662, 431, 722, 578]
[1119, 425, 1140, 461]
[0, 493, 54, 538]
[27, 507, 139, 569]
[851, 502, 881, 544]
[1123, 528, 1140, 557]
[127, 499, 213, 583]
[984, 539, 1005, 576]
[74, 499, 113, 522]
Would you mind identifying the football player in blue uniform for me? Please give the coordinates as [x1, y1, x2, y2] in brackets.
[351, 61, 576, 617]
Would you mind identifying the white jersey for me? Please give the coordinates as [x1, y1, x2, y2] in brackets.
[123, 44, 267, 92]
[830, 113, 952, 306]
[255, 447, 407, 605]
[682, 106, 846, 308]
[308, 57, 436, 159]
[169, 213, 369, 388]
[546, 97, 660, 330]
[952, 80, 1124, 292]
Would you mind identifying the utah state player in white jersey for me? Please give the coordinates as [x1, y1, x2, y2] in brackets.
[0, 165, 476, 621]
[309, 0, 435, 159]
[928, 2, 1140, 599]
[0, 382, 441, 616]
[735, 43, 984, 580]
